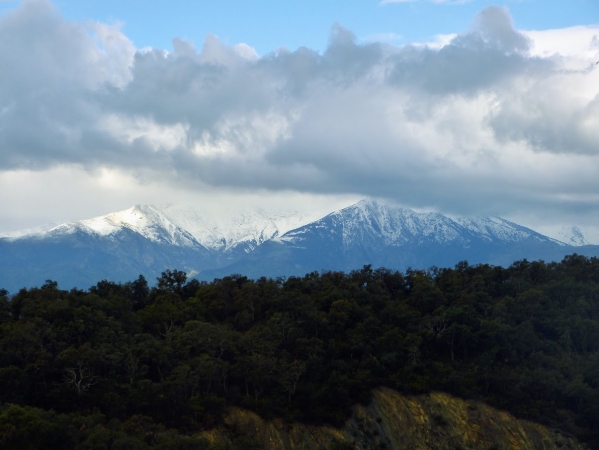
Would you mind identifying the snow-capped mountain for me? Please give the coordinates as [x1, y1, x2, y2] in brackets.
[3, 204, 321, 254]
[157, 205, 322, 253]
[202, 199, 575, 280]
[0, 203, 326, 291]
[556, 226, 591, 246]
[0, 223, 59, 239]
[43, 205, 204, 249]
[2, 198, 598, 291]
[281, 199, 558, 248]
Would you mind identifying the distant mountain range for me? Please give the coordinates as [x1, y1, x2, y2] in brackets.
[1, 199, 598, 292]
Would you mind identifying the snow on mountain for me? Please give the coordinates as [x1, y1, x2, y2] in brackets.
[281, 199, 555, 248]
[2, 197, 567, 255]
[557, 226, 591, 246]
[18, 205, 203, 248]
[334, 199, 462, 246]
[454, 216, 561, 244]
[158, 205, 322, 252]
[0, 223, 58, 240]
[3, 203, 324, 253]
[3, 198, 595, 291]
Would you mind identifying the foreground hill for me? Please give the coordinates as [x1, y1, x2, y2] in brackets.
[2, 198, 599, 291]
[2, 256, 599, 448]
[205, 388, 586, 449]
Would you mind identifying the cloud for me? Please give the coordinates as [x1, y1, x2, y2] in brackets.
[0, 166, 359, 233]
[361, 32, 404, 46]
[1, 1, 598, 229]
[0, 0, 135, 169]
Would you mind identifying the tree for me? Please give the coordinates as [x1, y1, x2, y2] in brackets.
[63, 362, 96, 395]
[127, 275, 150, 310]
[0, 289, 10, 323]
[278, 359, 306, 402]
[0, 405, 66, 450]
[157, 270, 187, 295]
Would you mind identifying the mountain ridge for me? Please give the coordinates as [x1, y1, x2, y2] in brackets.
[1, 198, 598, 291]
[282, 199, 564, 248]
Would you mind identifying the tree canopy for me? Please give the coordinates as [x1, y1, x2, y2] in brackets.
[2, 255, 599, 448]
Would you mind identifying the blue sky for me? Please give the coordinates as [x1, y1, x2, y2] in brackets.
[2, 0, 595, 54]
[0, 0, 598, 240]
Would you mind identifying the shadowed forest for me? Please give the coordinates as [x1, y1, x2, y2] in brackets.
[2, 255, 599, 449]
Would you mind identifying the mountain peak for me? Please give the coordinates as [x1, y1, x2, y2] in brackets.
[286, 199, 557, 249]
[41, 205, 202, 248]
[2, 197, 594, 292]
[5, 199, 562, 251]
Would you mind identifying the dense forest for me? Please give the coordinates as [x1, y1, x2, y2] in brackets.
[2, 255, 599, 448]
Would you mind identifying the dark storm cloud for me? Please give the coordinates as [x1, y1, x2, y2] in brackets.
[1, 0, 598, 218]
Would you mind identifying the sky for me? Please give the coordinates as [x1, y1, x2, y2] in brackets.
[0, 0, 598, 240]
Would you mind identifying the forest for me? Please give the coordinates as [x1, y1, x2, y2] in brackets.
[2, 255, 599, 449]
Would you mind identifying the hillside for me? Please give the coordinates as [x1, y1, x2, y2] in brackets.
[205, 388, 586, 449]
[2, 256, 599, 448]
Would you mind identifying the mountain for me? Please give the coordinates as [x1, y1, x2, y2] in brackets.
[0, 205, 215, 292]
[201, 199, 585, 279]
[1, 199, 598, 291]
[0, 204, 320, 291]
[557, 226, 592, 246]
[53, 205, 205, 249]
[156, 204, 323, 255]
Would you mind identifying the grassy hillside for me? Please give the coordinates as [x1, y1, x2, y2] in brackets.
[205, 388, 586, 449]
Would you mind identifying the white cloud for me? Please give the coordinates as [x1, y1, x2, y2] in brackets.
[0, 166, 359, 233]
[524, 26, 599, 70]
[99, 114, 189, 152]
[0, 2, 598, 235]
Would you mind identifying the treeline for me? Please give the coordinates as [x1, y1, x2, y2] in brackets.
[2, 255, 599, 448]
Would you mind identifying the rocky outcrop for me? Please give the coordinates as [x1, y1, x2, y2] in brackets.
[202, 388, 587, 449]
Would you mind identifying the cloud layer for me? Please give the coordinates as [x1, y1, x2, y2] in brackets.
[1, 0, 599, 228]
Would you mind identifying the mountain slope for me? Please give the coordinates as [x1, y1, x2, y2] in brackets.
[0, 204, 322, 291]
[157, 204, 322, 253]
[201, 199, 590, 280]
[204, 388, 586, 450]
[0, 206, 216, 291]
[284, 199, 561, 247]
[2, 198, 599, 291]
[0, 227, 215, 291]
[53, 205, 206, 248]
[557, 226, 592, 246]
